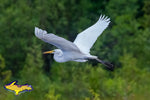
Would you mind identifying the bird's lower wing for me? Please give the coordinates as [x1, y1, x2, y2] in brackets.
[74, 15, 110, 54]
[35, 27, 79, 52]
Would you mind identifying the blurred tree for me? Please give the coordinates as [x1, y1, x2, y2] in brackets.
[135, 0, 150, 68]
[18, 42, 50, 100]
[0, 54, 11, 82]
[0, 0, 39, 76]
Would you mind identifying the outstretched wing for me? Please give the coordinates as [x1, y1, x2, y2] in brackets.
[74, 15, 110, 54]
[35, 27, 79, 52]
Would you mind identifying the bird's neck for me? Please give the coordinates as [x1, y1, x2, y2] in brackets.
[54, 53, 67, 62]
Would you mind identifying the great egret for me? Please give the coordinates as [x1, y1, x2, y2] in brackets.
[35, 15, 113, 68]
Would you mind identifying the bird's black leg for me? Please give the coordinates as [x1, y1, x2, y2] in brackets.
[95, 58, 114, 69]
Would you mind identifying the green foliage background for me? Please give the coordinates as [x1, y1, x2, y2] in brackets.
[0, 0, 150, 100]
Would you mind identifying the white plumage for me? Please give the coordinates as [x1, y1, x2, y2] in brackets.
[35, 15, 113, 68]
[74, 15, 110, 54]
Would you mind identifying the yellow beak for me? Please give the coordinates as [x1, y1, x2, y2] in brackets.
[43, 50, 54, 54]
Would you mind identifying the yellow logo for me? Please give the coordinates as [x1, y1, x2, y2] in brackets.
[4, 81, 33, 95]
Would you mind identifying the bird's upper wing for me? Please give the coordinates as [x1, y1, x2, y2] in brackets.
[35, 27, 79, 52]
[73, 15, 110, 54]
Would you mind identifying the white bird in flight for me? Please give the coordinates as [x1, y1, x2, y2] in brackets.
[35, 15, 113, 68]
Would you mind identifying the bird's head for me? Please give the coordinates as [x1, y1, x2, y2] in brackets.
[43, 49, 63, 56]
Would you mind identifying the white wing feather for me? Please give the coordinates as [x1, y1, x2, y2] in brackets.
[35, 27, 80, 52]
[74, 15, 110, 54]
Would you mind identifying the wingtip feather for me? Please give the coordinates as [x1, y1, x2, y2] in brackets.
[34, 27, 48, 39]
[34, 27, 39, 34]
[98, 14, 110, 22]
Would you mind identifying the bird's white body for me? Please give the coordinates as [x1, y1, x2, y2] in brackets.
[35, 15, 110, 63]
[53, 49, 96, 62]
